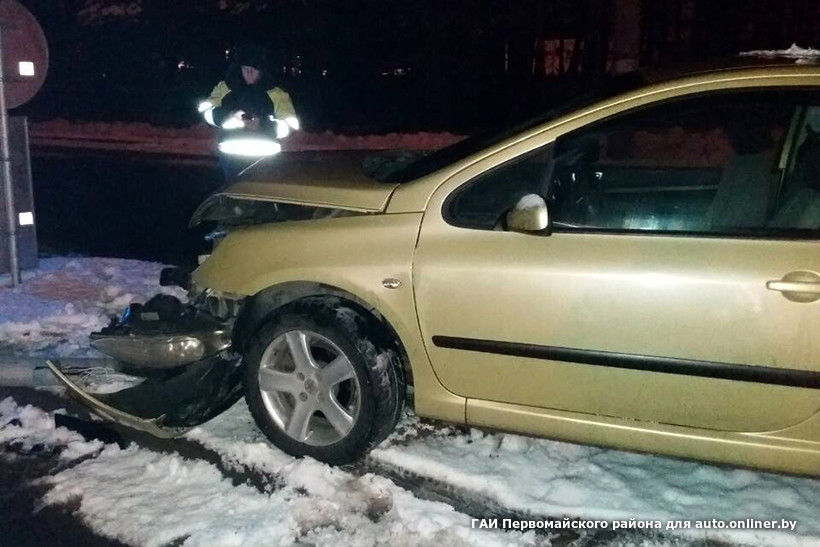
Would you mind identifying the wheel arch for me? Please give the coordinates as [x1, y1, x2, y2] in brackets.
[234, 281, 414, 384]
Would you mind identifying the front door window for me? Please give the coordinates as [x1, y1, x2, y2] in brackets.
[548, 91, 818, 237]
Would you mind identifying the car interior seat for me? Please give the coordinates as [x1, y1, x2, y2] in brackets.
[707, 117, 782, 231]
[768, 127, 820, 230]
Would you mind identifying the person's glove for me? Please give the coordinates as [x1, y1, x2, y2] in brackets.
[268, 116, 300, 138]
[222, 110, 245, 130]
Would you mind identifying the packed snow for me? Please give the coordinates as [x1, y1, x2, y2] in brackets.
[188, 403, 538, 546]
[0, 397, 103, 461]
[44, 444, 298, 547]
[740, 44, 820, 61]
[78, 0, 143, 25]
[9, 393, 816, 547]
[0, 257, 184, 357]
[1, 396, 535, 546]
[371, 416, 820, 546]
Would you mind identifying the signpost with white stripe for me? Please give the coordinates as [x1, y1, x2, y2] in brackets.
[0, 0, 48, 286]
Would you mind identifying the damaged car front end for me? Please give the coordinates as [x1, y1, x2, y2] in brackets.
[48, 282, 247, 436]
[46, 193, 270, 436]
[48, 151, 398, 439]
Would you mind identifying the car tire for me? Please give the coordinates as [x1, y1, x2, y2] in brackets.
[244, 299, 405, 465]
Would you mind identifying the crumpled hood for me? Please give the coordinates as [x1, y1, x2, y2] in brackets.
[195, 152, 400, 226]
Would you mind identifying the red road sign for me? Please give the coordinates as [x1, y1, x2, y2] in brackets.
[0, 0, 48, 109]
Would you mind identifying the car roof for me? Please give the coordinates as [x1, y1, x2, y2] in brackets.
[642, 56, 820, 84]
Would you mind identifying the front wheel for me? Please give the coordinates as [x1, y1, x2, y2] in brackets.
[244, 300, 405, 465]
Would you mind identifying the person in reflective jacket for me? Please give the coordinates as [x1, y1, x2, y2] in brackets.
[199, 44, 299, 180]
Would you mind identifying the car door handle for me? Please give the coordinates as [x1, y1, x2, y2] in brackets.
[766, 281, 820, 294]
[767, 271, 820, 303]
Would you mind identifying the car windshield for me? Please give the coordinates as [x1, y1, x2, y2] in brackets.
[381, 73, 648, 183]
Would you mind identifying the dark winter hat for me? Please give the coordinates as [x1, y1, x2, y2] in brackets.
[236, 44, 267, 70]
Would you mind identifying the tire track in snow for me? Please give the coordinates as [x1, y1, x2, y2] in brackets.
[185, 402, 693, 547]
[3, 393, 532, 546]
[353, 456, 685, 547]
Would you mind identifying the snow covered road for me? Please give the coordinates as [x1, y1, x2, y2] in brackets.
[2, 392, 818, 546]
[2, 395, 537, 546]
[370, 418, 820, 546]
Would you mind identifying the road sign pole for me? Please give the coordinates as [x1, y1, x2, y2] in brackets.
[0, 25, 21, 287]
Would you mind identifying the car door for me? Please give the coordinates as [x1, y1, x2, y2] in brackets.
[413, 89, 820, 433]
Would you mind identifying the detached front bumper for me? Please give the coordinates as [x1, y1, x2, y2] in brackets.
[48, 283, 246, 436]
[47, 360, 188, 437]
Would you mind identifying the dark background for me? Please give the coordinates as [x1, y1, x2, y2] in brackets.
[15, 0, 820, 134]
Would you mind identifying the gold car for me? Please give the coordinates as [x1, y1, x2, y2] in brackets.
[53, 64, 820, 474]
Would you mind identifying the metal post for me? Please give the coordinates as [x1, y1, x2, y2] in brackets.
[0, 25, 20, 286]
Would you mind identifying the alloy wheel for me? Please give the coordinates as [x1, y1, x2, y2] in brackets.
[258, 329, 361, 446]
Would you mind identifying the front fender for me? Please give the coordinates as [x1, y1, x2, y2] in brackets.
[193, 212, 468, 424]
[193, 213, 423, 359]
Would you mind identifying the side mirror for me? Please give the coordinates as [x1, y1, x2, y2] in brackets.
[505, 194, 551, 234]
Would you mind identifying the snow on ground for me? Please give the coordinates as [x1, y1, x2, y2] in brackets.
[740, 44, 820, 61]
[187, 402, 538, 546]
[0, 397, 103, 461]
[45, 445, 296, 547]
[78, 0, 143, 25]
[0, 257, 183, 357]
[370, 415, 820, 547]
[192, 401, 820, 546]
[1, 396, 535, 547]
